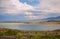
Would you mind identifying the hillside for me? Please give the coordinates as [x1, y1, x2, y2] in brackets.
[43, 16, 60, 21]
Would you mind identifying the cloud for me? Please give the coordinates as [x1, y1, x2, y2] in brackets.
[0, 0, 34, 14]
[0, 0, 60, 20]
[25, 10, 47, 19]
[36, 0, 60, 14]
[31, 0, 60, 19]
[24, 11, 38, 19]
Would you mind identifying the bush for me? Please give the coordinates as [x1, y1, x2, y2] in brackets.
[0, 32, 4, 36]
[5, 29, 18, 36]
[16, 33, 23, 38]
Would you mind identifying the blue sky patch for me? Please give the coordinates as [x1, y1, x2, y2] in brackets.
[20, 0, 39, 6]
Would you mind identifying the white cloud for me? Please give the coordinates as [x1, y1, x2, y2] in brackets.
[25, 12, 33, 16]
[0, 0, 34, 14]
[31, 0, 60, 19]
[26, 15, 39, 19]
[37, 0, 60, 14]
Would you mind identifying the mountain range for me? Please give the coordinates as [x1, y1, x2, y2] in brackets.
[42, 16, 60, 21]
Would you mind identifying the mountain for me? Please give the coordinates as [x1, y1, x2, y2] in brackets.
[42, 16, 60, 21]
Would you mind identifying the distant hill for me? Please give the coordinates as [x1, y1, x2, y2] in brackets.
[42, 16, 60, 21]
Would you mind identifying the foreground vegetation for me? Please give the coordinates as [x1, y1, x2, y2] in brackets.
[0, 28, 60, 39]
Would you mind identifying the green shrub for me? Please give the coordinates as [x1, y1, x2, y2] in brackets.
[0, 32, 4, 36]
[5, 29, 18, 36]
[16, 33, 23, 38]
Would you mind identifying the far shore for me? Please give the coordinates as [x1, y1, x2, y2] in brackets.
[29, 22, 60, 24]
[0, 21, 60, 24]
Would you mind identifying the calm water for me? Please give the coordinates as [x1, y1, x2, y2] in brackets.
[0, 23, 60, 31]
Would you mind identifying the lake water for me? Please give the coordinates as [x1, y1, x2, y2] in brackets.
[0, 23, 60, 31]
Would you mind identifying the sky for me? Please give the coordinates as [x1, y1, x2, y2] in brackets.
[0, 0, 60, 21]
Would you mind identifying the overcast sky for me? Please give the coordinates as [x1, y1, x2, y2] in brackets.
[0, 0, 60, 21]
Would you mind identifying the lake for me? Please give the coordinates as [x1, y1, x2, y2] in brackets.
[0, 23, 60, 31]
